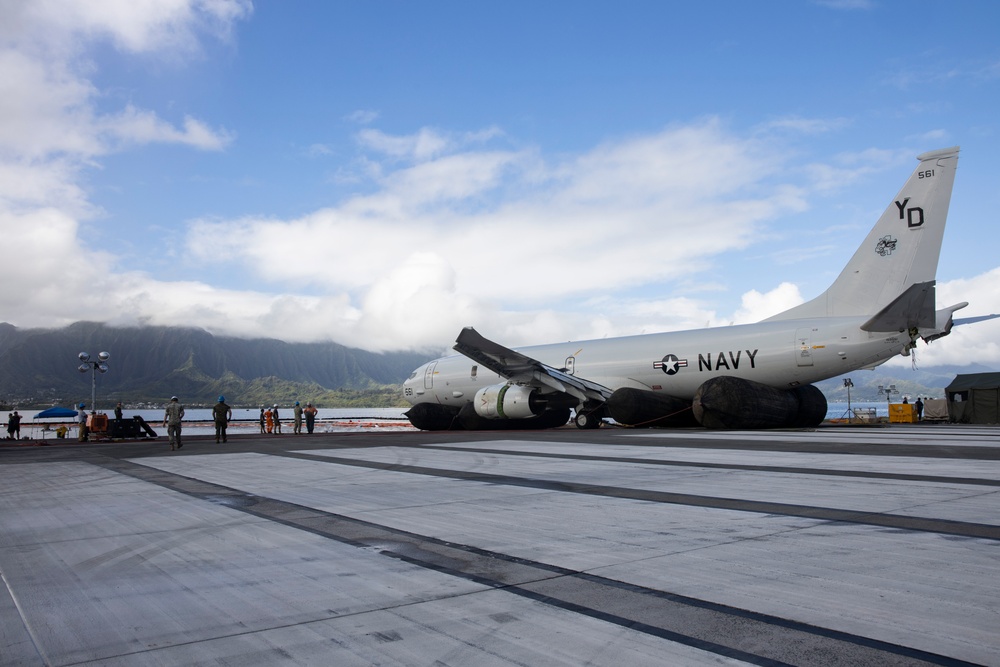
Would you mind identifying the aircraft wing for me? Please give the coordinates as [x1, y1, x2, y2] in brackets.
[453, 327, 614, 404]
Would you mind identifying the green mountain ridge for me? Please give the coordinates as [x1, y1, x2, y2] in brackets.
[814, 362, 999, 403]
[0, 322, 435, 408]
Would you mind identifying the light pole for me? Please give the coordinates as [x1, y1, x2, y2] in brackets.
[843, 378, 854, 422]
[78, 351, 110, 412]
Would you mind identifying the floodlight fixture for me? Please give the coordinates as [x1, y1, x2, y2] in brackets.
[77, 351, 110, 411]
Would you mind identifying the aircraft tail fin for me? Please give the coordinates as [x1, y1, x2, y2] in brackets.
[767, 147, 960, 328]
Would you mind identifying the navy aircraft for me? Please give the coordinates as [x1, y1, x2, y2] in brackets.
[403, 147, 975, 430]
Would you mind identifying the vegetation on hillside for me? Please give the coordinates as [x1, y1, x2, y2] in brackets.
[0, 321, 432, 408]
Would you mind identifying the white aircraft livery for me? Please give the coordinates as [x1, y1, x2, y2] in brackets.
[403, 147, 978, 430]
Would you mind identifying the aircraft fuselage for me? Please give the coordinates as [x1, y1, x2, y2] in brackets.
[403, 316, 905, 408]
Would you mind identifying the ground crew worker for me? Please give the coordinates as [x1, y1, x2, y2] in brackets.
[304, 403, 318, 434]
[163, 396, 184, 450]
[77, 403, 88, 442]
[213, 396, 233, 443]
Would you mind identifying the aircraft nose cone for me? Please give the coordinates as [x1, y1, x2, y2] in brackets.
[402, 365, 423, 403]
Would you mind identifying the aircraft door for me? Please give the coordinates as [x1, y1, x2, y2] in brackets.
[423, 361, 437, 389]
[795, 328, 814, 367]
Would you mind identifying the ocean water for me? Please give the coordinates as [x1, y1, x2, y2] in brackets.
[825, 401, 889, 420]
[5, 407, 412, 439]
[2, 400, 923, 440]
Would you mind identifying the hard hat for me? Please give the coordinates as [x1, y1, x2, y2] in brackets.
[295, 401, 299, 405]
[78, 402, 85, 408]
[218, 395, 225, 402]
[170, 396, 178, 401]
[273, 404, 278, 408]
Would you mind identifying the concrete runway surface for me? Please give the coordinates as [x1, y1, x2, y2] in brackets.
[1, 424, 998, 666]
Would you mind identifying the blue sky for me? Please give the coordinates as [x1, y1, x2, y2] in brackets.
[2, 0, 999, 368]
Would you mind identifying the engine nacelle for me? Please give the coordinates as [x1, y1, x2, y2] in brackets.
[474, 384, 542, 420]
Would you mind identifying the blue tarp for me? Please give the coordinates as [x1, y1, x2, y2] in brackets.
[34, 407, 79, 419]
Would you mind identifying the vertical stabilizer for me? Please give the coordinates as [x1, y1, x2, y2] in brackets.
[767, 147, 959, 323]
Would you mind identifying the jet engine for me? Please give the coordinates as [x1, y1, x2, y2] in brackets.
[458, 402, 570, 430]
[474, 383, 543, 420]
[605, 388, 697, 427]
[692, 376, 827, 429]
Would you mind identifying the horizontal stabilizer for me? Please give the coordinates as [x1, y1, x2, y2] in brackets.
[861, 281, 935, 332]
[919, 302, 968, 344]
[954, 313, 1000, 326]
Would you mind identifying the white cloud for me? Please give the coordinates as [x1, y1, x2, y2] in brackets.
[0, 207, 111, 327]
[74, 118, 992, 355]
[730, 283, 805, 324]
[902, 268, 1000, 367]
[0, 0, 239, 211]
[797, 147, 908, 193]
[759, 115, 852, 135]
[10, 0, 252, 56]
[0, 157, 91, 213]
[354, 125, 507, 164]
[102, 105, 233, 150]
[911, 129, 951, 144]
[3, 0, 998, 369]
[182, 119, 808, 349]
[344, 109, 379, 125]
[0, 2, 250, 331]
[307, 143, 334, 157]
[379, 150, 524, 204]
[357, 127, 453, 161]
[0, 51, 101, 159]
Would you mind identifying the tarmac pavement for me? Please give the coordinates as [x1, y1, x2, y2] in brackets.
[2, 423, 998, 666]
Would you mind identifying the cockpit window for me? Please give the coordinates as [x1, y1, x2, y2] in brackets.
[408, 371, 418, 380]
